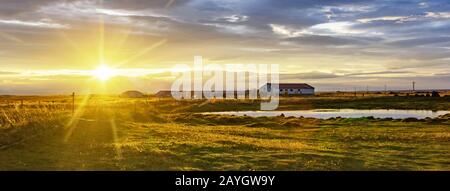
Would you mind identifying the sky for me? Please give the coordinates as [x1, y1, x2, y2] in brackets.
[0, 0, 449, 94]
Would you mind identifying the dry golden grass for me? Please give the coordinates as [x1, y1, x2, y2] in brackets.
[0, 95, 448, 170]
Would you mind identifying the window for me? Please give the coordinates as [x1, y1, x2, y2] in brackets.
[289, 89, 293, 91]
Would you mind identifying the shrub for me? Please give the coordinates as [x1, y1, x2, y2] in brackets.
[431, 91, 440, 97]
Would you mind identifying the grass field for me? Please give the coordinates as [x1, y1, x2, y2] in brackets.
[0, 95, 449, 170]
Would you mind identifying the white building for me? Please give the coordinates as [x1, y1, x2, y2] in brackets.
[262, 83, 315, 95]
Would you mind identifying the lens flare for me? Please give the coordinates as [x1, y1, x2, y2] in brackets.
[92, 64, 117, 81]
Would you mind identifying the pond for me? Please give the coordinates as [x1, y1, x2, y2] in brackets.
[204, 109, 450, 119]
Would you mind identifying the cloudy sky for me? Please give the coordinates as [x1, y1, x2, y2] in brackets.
[0, 0, 449, 94]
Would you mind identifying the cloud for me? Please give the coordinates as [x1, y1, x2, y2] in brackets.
[308, 21, 372, 36]
[345, 71, 413, 77]
[281, 72, 340, 80]
[0, 0, 449, 93]
[357, 16, 415, 23]
[270, 22, 380, 38]
[38, 1, 174, 21]
[320, 4, 376, 20]
[219, 15, 249, 23]
[389, 36, 450, 47]
[0, 71, 18, 75]
[0, 0, 63, 16]
[0, 19, 69, 29]
[269, 24, 305, 37]
[95, 8, 167, 18]
[425, 12, 450, 19]
[418, 2, 429, 8]
[357, 12, 450, 24]
[433, 72, 450, 76]
[285, 35, 371, 46]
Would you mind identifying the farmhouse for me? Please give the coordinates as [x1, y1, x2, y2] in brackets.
[263, 83, 315, 95]
[155, 83, 315, 98]
[120, 90, 145, 98]
[155, 90, 172, 97]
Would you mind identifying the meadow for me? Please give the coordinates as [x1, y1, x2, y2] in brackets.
[0, 94, 449, 170]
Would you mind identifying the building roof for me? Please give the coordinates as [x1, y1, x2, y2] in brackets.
[155, 90, 172, 97]
[121, 90, 145, 97]
[267, 83, 314, 89]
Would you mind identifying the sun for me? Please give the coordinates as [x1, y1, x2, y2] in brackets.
[92, 64, 117, 81]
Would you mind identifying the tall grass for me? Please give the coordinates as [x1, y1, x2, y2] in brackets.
[0, 104, 69, 148]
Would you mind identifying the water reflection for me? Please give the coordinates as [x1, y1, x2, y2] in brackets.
[204, 109, 450, 119]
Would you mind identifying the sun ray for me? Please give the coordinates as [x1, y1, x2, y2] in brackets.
[0, 32, 23, 43]
[116, 38, 167, 67]
[98, 9, 105, 67]
[56, 30, 83, 55]
[110, 118, 123, 160]
[63, 93, 91, 142]
[165, 0, 176, 9]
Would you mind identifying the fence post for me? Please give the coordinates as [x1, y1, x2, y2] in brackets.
[72, 92, 75, 115]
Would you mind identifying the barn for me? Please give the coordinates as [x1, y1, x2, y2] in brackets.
[155, 90, 172, 97]
[120, 90, 145, 98]
[262, 83, 315, 95]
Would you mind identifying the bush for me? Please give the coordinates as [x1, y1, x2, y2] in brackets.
[401, 118, 420, 122]
[431, 91, 440, 97]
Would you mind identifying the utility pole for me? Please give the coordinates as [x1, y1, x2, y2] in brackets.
[412, 81, 415, 92]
